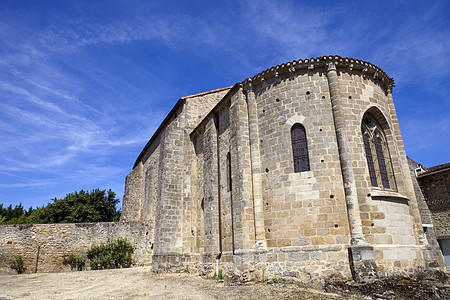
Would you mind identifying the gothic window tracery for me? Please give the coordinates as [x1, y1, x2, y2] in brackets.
[291, 123, 310, 173]
[362, 113, 396, 190]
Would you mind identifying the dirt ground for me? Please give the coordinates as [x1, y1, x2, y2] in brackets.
[0, 267, 362, 300]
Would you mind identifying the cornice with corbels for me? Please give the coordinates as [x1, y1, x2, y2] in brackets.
[240, 55, 394, 92]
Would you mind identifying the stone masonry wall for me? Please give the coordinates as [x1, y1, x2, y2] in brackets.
[254, 68, 350, 250]
[121, 163, 144, 222]
[153, 105, 186, 256]
[433, 211, 450, 239]
[0, 222, 152, 275]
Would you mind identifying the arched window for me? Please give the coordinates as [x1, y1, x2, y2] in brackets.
[291, 123, 310, 173]
[362, 113, 396, 190]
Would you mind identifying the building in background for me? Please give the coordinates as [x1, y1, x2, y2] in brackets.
[410, 158, 450, 270]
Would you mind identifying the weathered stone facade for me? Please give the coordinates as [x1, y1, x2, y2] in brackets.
[0, 222, 152, 274]
[121, 55, 441, 281]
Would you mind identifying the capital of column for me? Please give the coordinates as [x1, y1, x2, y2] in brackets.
[243, 80, 254, 94]
[386, 84, 393, 94]
[326, 61, 337, 73]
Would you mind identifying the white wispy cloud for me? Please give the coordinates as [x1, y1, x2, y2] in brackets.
[401, 117, 450, 150]
[0, 182, 47, 188]
[370, 3, 450, 85]
[9, 15, 217, 59]
[0, 81, 68, 114]
[0, 61, 103, 115]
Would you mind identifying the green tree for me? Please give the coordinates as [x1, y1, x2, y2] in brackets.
[39, 189, 121, 223]
[0, 203, 34, 224]
[0, 188, 121, 225]
[0, 203, 27, 222]
[26, 207, 45, 224]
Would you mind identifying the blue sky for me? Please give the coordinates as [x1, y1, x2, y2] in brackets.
[1, 0, 449, 209]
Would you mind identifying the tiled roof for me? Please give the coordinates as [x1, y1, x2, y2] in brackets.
[422, 162, 450, 174]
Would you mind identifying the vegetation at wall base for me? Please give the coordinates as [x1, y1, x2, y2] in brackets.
[273, 275, 278, 283]
[207, 269, 223, 280]
[10, 256, 24, 274]
[63, 252, 86, 271]
[0, 188, 121, 225]
[87, 238, 133, 270]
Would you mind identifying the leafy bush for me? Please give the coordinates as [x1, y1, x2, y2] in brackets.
[10, 256, 24, 274]
[87, 238, 133, 270]
[63, 252, 86, 271]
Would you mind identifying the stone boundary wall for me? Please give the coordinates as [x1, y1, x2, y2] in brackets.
[0, 222, 153, 275]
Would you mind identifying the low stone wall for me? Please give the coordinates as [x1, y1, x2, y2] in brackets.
[0, 222, 153, 274]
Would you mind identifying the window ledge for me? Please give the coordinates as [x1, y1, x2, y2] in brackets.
[369, 190, 409, 201]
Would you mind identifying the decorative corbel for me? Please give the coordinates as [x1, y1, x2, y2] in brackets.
[243, 80, 253, 95]
[361, 67, 368, 78]
[289, 66, 296, 79]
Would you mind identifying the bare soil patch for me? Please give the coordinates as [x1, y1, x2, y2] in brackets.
[0, 267, 356, 300]
[1, 267, 449, 300]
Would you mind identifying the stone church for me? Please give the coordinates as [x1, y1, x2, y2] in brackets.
[120, 55, 442, 281]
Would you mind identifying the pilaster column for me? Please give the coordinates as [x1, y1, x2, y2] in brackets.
[325, 62, 366, 245]
[229, 86, 256, 250]
[244, 82, 266, 244]
[386, 87, 426, 245]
